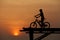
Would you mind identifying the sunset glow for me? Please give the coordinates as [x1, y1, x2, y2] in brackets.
[0, 0, 60, 40]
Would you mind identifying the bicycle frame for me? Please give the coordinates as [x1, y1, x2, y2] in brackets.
[34, 18, 42, 27]
[30, 16, 50, 28]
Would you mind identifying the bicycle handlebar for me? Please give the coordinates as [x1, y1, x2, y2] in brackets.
[35, 16, 46, 20]
[35, 16, 39, 18]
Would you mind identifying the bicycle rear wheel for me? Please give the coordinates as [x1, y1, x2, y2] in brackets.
[44, 22, 50, 28]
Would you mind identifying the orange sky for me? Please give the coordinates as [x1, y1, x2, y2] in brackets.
[0, 0, 60, 37]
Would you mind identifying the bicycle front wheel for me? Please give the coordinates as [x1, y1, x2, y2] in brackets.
[30, 22, 37, 28]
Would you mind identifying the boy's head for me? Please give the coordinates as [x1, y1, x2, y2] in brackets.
[39, 9, 42, 12]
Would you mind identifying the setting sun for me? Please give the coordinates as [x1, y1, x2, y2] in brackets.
[12, 29, 20, 36]
[14, 32, 19, 36]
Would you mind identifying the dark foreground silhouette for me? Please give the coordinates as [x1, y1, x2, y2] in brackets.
[30, 9, 50, 28]
[20, 28, 60, 40]
[20, 9, 60, 40]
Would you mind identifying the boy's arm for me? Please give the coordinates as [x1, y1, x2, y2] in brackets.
[35, 14, 40, 18]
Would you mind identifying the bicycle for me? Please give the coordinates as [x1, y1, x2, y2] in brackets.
[30, 16, 50, 28]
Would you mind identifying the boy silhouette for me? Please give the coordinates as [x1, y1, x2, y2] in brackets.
[35, 9, 45, 28]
